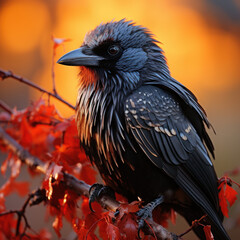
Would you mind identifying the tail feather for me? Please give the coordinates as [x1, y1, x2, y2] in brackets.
[176, 170, 230, 240]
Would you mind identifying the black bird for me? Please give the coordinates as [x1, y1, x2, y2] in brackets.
[58, 20, 230, 240]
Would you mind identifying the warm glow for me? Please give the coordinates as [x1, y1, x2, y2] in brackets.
[1, 0, 239, 116]
[47, 175, 53, 200]
[0, 1, 239, 238]
[63, 193, 68, 205]
[0, 0, 49, 53]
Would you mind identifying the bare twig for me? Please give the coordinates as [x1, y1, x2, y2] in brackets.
[178, 214, 207, 238]
[15, 194, 33, 236]
[0, 193, 35, 236]
[0, 99, 13, 114]
[0, 126, 46, 173]
[0, 126, 179, 240]
[52, 42, 57, 95]
[0, 69, 75, 110]
[51, 36, 71, 95]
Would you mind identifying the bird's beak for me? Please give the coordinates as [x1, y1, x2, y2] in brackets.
[57, 47, 104, 66]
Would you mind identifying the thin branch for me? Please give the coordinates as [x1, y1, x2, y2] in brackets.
[51, 36, 71, 95]
[51, 41, 57, 95]
[178, 214, 207, 238]
[0, 193, 34, 236]
[0, 126, 179, 240]
[0, 99, 12, 114]
[0, 126, 46, 173]
[0, 210, 18, 217]
[15, 194, 33, 236]
[0, 69, 75, 110]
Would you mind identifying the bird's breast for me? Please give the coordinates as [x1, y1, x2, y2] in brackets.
[76, 85, 127, 168]
[75, 86, 177, 200]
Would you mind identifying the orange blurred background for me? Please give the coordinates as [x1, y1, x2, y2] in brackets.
[0, 0, 240, 239]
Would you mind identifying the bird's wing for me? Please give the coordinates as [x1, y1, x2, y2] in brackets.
[124, 85, 220, 214]
[148, 77, 215, 157]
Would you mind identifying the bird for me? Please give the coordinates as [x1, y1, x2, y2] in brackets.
[57, 19, 230, 240]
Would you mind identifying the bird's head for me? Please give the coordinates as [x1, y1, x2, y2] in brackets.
[57, 19, 170, 89]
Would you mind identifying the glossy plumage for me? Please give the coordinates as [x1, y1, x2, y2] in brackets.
[58, 20, 230, 240]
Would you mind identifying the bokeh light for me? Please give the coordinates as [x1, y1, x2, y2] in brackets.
[0, 0, 50, 53]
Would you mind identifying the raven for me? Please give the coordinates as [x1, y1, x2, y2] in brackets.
[58, 20, 230, 240]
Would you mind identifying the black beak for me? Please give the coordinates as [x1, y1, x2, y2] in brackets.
[57, 47, 104, 66]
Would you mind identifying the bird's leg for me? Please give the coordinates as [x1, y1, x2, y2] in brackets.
[89, 183, 115, 212]
[136, 195, 164, 235]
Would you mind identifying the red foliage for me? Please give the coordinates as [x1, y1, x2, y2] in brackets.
[52, 37, 71, 51]
[218, 177, 238, 217]
[0, 88, 239, 239]
[152, 205, 176, 228]
[0, 178, 29, 197]
[203, 225, 214, 240]
[0, 99, 97, 238]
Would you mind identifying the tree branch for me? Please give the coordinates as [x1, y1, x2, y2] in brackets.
[0, 125, 179, 240]
[0, 69, 75, 110]
[0, 193, 35, 236]
[0, 99, 13, 114]
[0, 126, 46, 173]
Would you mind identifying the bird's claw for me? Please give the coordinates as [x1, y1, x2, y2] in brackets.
[89, 183, 115, 212]
[136, 203, 153, 238]
[136, 196, 164, 238]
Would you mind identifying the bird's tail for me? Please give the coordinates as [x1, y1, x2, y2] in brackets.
[183, 208, 230, 240]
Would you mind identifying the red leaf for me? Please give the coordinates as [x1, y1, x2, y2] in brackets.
[37, 229, 52, 240]
[0, 193, 6, 212]
[19, 229, 52, 240]
[72, 218, 98, 240]
[218, 180, 238, 217]
[13, 181, 29, 196]
[106, 222, 121, 240]
[85, 212, 100, 230]
[117, 201, 140, 219]
[64, 119, 79, 147]
[225, 184, 238, 206]
[9, 158, 21, 179]
[59, 190, 78, 220]
[98, 220, 108, 240]
[52, 214, 63, 238]
[203, 225, 214, 240]
[81, 197, 102, 218]
[52, 37, 71, 50]
[0, 212, 16, 239]
[19, 116, 34, 147]
[43, 163, 63, 201]
[152, 206, 170, 228]
[218, 182, 228, 217]
[79, 163, 97, 185]
[0, 179, 29, 197]
[28, 100, 62, 124]
[19, 116, 54, 159]
[52, 144, 79, 166]
[1, 153, 11, 176]
[170, 209, 176, 225]
[118, 213, 138, 240]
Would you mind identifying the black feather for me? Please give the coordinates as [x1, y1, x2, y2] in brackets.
[60, 20, 230, 240]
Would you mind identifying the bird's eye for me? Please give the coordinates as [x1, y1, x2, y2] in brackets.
[107, 45, 120, 56]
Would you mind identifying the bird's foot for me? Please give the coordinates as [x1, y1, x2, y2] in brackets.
[136, 195, 164, 236]
[89, 183, 115, 212]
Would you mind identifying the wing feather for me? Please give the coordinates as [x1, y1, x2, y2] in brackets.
[125, 85, 219, 211]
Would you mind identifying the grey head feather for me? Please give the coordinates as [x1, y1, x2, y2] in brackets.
[76, 19, 213, 171]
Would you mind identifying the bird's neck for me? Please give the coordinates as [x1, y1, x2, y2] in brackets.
[141, 43, 171, 84]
